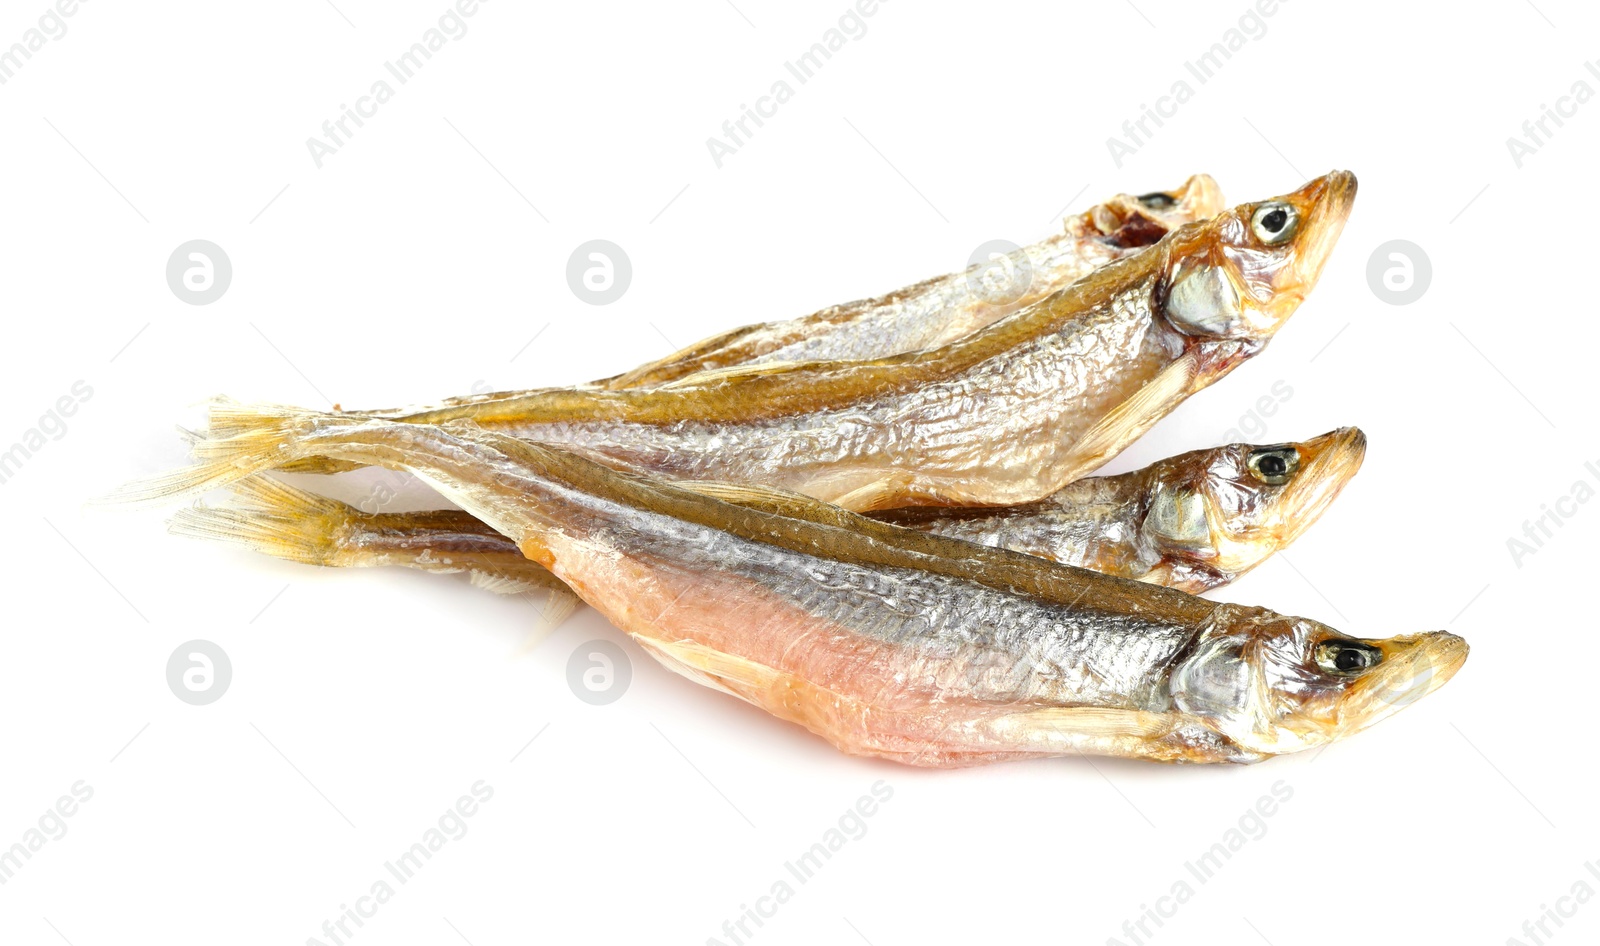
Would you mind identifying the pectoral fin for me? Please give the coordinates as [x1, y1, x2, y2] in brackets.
[1061, 350, 1199, 484]
[634, 635, 783, 700]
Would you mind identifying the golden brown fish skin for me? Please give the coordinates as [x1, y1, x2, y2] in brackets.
[596, 175, 1224, 389]
[192, 429, 1365, 599]
[147, 409, 1465, 766]
[350, 177, 1224, 426]
[219, 173, 1356, 511]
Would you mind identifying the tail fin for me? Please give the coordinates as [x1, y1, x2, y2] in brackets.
[167, 475, 350, 565]
[100, 404, 352, 508]
[169, 473, 585, 633]
[203, 396, 303, 440]
[203, 397, 373, 476]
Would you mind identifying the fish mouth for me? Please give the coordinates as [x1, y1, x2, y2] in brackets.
[1268, 426, 1368, 546]
[1166, 171, 1355, 343]
[1337, 630, 1469, 732]
[1277, 170, 1358, 301]
[1197, 427, 1366, 573]
[1231, 169, 1358, 335]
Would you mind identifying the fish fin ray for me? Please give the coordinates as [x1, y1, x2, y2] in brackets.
[987, 705, 1178, 740]
[166, 485, 343, 566]
[633, 636, 775, 699]
[225, 472, 351, 517]
[828, 474, 913, 512]
[1061, 350, 1198, 484]
[100, 404, 354, 507]
[512, 588, 584, 654]
[470, 571, 552, 596]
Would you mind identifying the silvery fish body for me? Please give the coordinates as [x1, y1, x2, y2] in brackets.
[230, 173, 1355, 512]
[147, 411, 1463, 767]
[598, 176, 1223, 387]
[173, 429, 1365, 599]
[873, 427, 1366, 592]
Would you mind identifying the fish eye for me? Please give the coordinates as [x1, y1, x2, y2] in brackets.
[1246, 445, 1300, 485]
[1250, 201, 1299, 245]
[1315, 639, 1383, 675]
[1138, 191, 1177, 210]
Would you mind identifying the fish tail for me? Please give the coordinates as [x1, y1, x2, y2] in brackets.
[99, 404, 365, 508]
[203, 395, 300, 439]
[201, 398, 364, 475]
[167, 476, 351, 566]
[116, 404, 571, 550]
[171, 474, 584, 632]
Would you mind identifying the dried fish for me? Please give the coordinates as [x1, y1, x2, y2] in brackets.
[211, 173, 1355, 512]
[602, 176, 1223, 388]
[872, 427, 1366, 592]
[146, 410, 1461, 766]
[173, 428, 1363, 598]
[358, 177, 1222, 429]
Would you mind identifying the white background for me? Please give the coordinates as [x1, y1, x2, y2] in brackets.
[0, 1, 1591, 943]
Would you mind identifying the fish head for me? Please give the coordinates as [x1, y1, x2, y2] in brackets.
[1158, 170, 1358, 347]
[1170, 605, 1467, 757]
[1140, 428, 1367, 576]
[1067, 174, 1225, 249]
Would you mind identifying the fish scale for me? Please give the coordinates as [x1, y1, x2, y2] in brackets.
[142, 405, 1466, 766]
[242, 173, 1355, 511]
[126, 172, 1468, 766]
